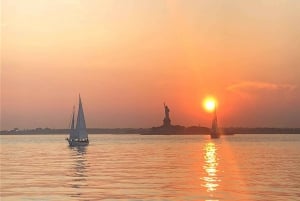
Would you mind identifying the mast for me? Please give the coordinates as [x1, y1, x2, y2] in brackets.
[75, 94, 88, 139]
[212, 108, 217, 132]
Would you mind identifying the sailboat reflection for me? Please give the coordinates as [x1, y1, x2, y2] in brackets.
[68, 146, 88, 198]
[70, 146, 88, 180]
[71, 145, 87, 155]
[202, 142, 220, 192]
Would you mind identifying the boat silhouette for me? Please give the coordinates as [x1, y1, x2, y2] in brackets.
[66, 95, 89, 146]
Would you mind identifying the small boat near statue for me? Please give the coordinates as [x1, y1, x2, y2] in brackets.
[66, 95, 89, 146]
[210, 106, 220, 139]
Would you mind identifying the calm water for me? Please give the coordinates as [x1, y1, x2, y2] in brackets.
[1, 134, 300, 201]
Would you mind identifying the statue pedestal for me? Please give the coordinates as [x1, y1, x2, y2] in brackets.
[163, 117, 171, 127]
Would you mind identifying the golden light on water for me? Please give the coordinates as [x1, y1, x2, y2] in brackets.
[202, 142, 220, 192]
[203, 97, 217, 112]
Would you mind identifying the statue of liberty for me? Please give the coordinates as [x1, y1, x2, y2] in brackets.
[164, 103, 170, 118]
[163, 102, 171, 127]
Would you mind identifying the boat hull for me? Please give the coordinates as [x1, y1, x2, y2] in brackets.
[210, 132, 220, 139]
[67, 139, 89, 147]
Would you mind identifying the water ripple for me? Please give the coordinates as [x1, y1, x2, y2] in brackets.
[1, 134, 300, 201]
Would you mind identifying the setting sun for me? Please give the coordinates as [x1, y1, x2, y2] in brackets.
[203, 97, 217, 112]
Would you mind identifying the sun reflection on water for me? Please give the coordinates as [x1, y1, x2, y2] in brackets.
[202, 142, 220, 193]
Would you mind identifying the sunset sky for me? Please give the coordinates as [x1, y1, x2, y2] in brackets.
[1, 0, 300, 130]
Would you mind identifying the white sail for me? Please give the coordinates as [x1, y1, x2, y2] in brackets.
[69, 107, 77, 139]
[75, 95, 88, 139]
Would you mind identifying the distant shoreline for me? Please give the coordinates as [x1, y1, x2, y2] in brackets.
[1, 127, 300, 135]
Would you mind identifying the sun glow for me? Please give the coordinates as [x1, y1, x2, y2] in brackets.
[203, 97, 217, 112]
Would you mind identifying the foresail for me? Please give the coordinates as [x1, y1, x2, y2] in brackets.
[75, 95, 88, 139]
[69, 108, 77, 139]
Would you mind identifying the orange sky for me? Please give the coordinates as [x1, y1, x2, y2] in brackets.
[1, 0, 300, 129]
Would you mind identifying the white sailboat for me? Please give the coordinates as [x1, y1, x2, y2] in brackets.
[66, 95, 89, 146]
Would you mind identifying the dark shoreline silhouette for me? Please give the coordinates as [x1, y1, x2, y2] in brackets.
[3, 103, 299, 135]
[1, 127, 300, 135]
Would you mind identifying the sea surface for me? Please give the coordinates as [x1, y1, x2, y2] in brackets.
[1, 134, 299, 201]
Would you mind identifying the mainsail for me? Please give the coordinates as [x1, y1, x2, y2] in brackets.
[75, 95, 88, 139]
[211, 107, 220, 138]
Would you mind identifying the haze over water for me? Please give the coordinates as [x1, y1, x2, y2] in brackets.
[1, 134, 299, 201]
